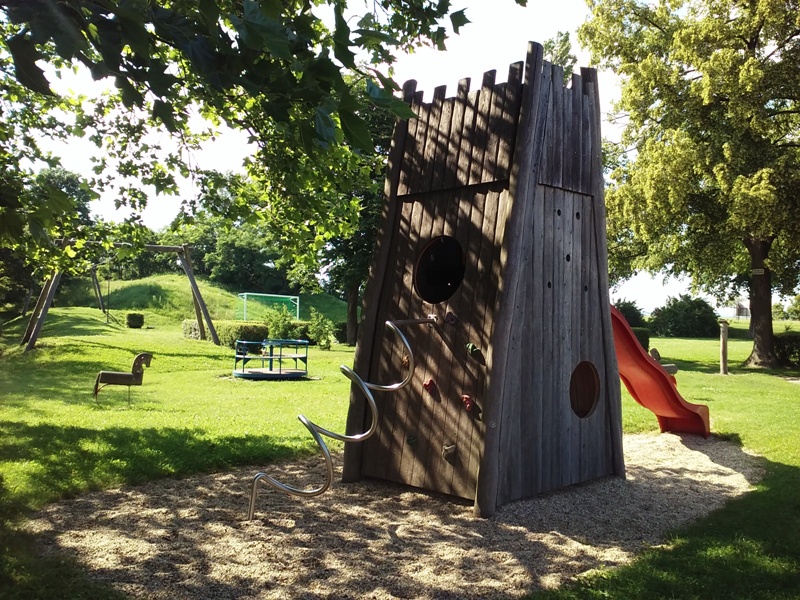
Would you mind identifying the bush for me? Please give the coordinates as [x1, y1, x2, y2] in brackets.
[631, 327, 651, 351]
[333, 322, 348, 344]
[263, 306, 294, 339]
[649, 294, 719, 338]
[614, 298, 647, 328]
[774, 331, 800, 367]
[309, 308, 335, 350]
[126, 312, 144, 329]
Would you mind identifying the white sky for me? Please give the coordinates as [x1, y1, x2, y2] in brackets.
[39, 0, 744, 314]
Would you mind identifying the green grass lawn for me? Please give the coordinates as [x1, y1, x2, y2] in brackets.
[1, 304, 799, 599]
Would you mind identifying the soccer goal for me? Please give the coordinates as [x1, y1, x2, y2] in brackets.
[236, 293, 300, 321]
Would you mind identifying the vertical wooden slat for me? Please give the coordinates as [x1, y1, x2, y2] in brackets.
[570, 73, 584, 193]
[582, 67, 625, 478]
[549, 66, 564, 190]
[476, 41, 545, 516]
[562, 84, 574, 192]
[396, 86, 422, 197]
[559, 190, 575, 487]
[456, 90, 479, 187]
[540, 184, 555, 492]
[469, 70, 496, 185]
[569, 191, 584, 485]
[495, 61, 524, 181]
[442, 79, 472, 190]
[430, 97, 455, 191]
[480, 81, 506, 183]
[419, 85, 447, 193]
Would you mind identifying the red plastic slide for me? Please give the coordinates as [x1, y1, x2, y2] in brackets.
[610, 306, 710, 437]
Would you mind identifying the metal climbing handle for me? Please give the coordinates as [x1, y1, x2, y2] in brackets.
[247, 316, 435, 519]
[248, 365, 379, 517]
[363, 317, 435, 392]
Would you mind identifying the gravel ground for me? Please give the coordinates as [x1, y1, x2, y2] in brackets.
[24, 433, 763, 599]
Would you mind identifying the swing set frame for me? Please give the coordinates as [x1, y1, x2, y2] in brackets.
[20, 242, 219, 352]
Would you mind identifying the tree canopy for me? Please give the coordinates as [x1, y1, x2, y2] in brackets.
[0, 0, 526, 265]
[580, 0, 800, 366]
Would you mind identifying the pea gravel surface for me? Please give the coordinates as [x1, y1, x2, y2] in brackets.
[24, 433, 763, 599]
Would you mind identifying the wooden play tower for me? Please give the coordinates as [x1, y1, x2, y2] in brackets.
[342, 42, 624, 517]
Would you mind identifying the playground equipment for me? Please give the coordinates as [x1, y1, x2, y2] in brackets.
[22, 242, 218, 351]
[249, 41, 629, 519]
[248, 317, 435, 518]
[93, 352, 153, 404]
[344, 42, 625, 518]
[237, 293, 299, 321]
[233, 339, 309, 380]
[610, 307, 710, 437]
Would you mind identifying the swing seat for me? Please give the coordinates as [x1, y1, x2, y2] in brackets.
[94, 353, 153, 403]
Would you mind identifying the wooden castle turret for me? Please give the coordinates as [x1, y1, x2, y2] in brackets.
[342, 42, 624, 517]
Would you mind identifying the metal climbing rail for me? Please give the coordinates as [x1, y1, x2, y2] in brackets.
[248, 316, 437, 519]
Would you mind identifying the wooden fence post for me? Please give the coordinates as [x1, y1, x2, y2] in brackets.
[719, 319, 729, 375]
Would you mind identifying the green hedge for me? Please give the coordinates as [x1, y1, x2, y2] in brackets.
[774, 331, 800, 367]
[126, 313, 144, 329]
[631, 327, 651, 351]
[182, 319, 315, 348]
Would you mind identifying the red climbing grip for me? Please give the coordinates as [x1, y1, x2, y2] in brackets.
[461, 394, 473, 411]
[423, 379, 437, 393]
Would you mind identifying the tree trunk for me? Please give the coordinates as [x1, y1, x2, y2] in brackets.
[744, 238, 777, 368]
[346, 283, 359, 346]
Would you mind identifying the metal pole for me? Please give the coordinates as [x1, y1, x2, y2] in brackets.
[719, 319, 729, 375]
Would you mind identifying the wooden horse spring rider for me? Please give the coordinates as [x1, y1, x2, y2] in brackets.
[94, 352, 153, 404]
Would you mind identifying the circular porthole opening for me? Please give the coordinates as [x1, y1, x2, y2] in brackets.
[569, 361, 600, 418]
[414, 236, 465, 304]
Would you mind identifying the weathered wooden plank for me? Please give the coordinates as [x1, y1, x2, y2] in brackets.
[431, 97, 455, 191]
[495, 61, 524, 181]
[569, 191, 584, 486]
[419, 85, 447, 193]
[570, 73, 584, 193]
[477, 42, 547, 514]
[580, 88, 593, 196]
[343, 80, 415, 481]
[558, 189, 575, 487]
[397, 89, 424, 197]
[440, 79, 471, 191]
[480, 81, 506, 183]
[562, 86, 574, 193]
[549, 66, 564, 190]
[469, 71, 496, 185]
[538, 64, 554, 187]
[583, 67, 624, 478]
[456, 90, 479, 187]
[539, 184, 556, 493]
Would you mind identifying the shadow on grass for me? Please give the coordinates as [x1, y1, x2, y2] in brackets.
[0, 421, 301, 599]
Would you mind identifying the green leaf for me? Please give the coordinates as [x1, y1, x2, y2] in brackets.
[353, 28, 402, 46]
[449, 9, 470, 34]
[198, 0, 221, 33]
[153, 100, 179, 133]
[333, 4, 357, 69]
[114, 76, 144, 108]
[314, 106, 337, 146]
[241, 0, 292, 59]
[340, 110, 373, 152]
[6, 35, 52, 95]
[366, 79, 417, 119]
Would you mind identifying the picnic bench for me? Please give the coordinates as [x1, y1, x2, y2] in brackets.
[94, 352, 153, 403]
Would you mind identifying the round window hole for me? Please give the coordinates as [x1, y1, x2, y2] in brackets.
[414, 236, 466, 304]
[569, 361, 600, 418]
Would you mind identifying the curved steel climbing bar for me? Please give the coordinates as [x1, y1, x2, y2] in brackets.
[364, 317, 436, 393]
[248, 316, 435, 519]
[248, 365, 379, 518]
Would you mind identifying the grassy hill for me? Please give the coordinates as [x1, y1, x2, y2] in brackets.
[52, 274, 347, 323]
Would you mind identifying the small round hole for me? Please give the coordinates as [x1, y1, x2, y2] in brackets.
[584, 285, 588, 292]
[566, 254, 571, 262]
[575, 212, 581, 220]
[570, 361, 600, 418]
[557, 209, 562, 216]
[547, 281, 552, 289]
